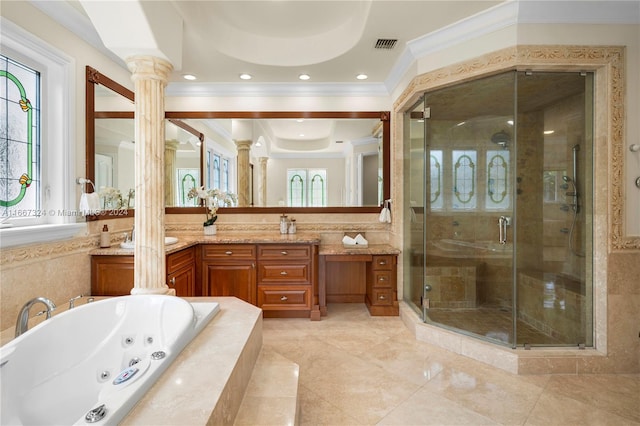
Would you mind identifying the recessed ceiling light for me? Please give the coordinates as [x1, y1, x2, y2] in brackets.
[239, 73, 252, 80]
[356, 74, 368, 80]
[298, 74, 310, 81]
[544, 130, 555, 135]
[183, 74, 197, 81]
[299, 133, 305, 137]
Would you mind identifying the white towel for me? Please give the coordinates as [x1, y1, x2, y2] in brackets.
[79, 192, 100, 215]
[354, 233, 368, 245]
[379, 206, 391, 223]
[342, 235, 357, 246]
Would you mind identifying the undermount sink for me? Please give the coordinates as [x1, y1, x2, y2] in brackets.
[119, 236, 179, 249]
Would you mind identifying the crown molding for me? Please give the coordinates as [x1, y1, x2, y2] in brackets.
[28, 0, 126, 68]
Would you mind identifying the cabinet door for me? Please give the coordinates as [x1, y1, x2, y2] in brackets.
[168, 265, 195, 297]
[204, 262, 256, 304]
[91, 256, 134, 296]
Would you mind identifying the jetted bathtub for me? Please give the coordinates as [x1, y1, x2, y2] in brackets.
[0, 295, 220, 425]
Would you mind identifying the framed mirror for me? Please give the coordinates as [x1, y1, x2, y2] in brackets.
[165, 111, 391, 214]
[86, 67, 391, 215]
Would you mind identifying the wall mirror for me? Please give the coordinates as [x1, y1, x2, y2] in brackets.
[86, 67, 390, 216]
[165, 111, 390, 213]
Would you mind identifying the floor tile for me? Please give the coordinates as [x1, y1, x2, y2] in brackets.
[261, 304, 640, 426]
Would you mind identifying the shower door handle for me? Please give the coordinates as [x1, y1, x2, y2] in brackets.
[498, 216, 511, 244]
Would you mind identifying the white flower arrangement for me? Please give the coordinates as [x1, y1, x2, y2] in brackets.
[99, 186, 123, 209]
[187, 186, 237, 226]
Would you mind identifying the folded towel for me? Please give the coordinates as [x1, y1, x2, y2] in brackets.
[354, 233, 368, 245]
[379, 206, 391, 223]
[342, 235, 356, 245]
[79, 192, 100, 215]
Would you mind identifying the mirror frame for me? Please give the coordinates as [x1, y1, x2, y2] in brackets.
[165, 111, 391, 214]
[86, 66, 391, 216]
[86, 66, 135, 218]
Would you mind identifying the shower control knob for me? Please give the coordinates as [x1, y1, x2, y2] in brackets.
[424, 285, 432, 292]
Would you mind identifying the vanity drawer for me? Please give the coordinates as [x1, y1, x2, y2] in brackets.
[372, 255, 394, 271]
[371, 289, 394, 306]
[201, 244, 256, 260]
[258, 244, 311, 260]
[371, 270, 394, 289]
[258, 262, 310, 284]
[258, 286, 310, 309]
[166, 246, 195, 274]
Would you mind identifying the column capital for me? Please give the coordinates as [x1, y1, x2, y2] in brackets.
[235, 139, 253, 150]
[165, 139, 180, 151]
[126, 55, 173, 84]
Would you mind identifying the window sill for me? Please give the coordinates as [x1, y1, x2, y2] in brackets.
[0, 223, 87, 249]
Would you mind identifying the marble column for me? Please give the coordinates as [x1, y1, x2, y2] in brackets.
[165, 140, 178, 207]
[258, 157, 268, 207]
[126, 56, 174, 295]
[235, 139, 252, 207]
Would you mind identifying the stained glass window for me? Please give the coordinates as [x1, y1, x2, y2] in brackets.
[1, 54, 40, 217]
[288, 170, 305, 207]
[486, 150, 510, 209]
[287, 168, 327, 207]
[178, 169, 199, 206]
[452, 150, 476, 209]
[429, 150, 443, 209]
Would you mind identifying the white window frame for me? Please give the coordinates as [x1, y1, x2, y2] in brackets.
[0, 18, 84, 248]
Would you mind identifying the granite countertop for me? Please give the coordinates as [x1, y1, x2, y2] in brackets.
[90, 232, 323, 256]
[319, 244, 400, 256]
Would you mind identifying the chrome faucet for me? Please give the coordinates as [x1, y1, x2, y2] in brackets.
[15, 297, 56, 337]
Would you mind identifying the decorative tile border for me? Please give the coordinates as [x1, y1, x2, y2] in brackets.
[393, 44, 637, 251]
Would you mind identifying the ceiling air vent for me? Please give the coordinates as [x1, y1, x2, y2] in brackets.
[374, 39, 398, 50]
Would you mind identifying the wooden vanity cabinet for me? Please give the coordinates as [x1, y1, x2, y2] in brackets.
[199, 244, 257, 304]
[256, 244, 317, 318]
[91, 247, 196, 297]
[166, 246, 196, 297]
[365, 254, 399, 316]
[91, 255, 134, 296]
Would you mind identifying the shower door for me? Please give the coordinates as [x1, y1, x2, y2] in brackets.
[417, 70, 593, 348]
[422, 72, 517, 347]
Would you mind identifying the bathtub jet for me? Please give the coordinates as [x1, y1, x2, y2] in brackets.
[0, 295, 220, 425]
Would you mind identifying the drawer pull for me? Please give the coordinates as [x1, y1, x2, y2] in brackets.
[225, 251, 233, 255]
[169, 277, 176, 286]
[280, 271, 288, 276]
[378, 277, 386, 281]
[280, 296, 288, 301]
[378, 294, 386, 300]
[379, 260, 387, 265]
[281, 251, 288, 255]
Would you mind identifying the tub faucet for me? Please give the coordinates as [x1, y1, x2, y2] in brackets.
[15, 297, 56, 337]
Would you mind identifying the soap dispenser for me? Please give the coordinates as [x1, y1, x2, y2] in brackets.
[100, 224, 111, 248]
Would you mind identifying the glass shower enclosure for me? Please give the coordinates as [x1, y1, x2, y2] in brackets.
[403, 70, 593, 348]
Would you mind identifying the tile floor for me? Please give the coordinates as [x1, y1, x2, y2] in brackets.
[262, 303, 640, 426]
[426, 307, 563, 345]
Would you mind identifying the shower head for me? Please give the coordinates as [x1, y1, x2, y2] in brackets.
[490, 130, 510, 148]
